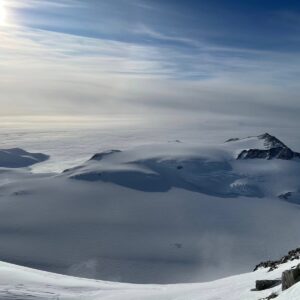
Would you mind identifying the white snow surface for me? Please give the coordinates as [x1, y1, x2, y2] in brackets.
[0, 148, 49, 168]
[0, 259, 300, 299]
[62, 135, 300, 198]
[0, 133, 300, 285]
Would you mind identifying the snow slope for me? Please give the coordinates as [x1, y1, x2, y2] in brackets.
[63, 133, 300, 199]
[0, 148, 49, 168]
[0, 133, 300, 284]
[0, 259, 300, 299]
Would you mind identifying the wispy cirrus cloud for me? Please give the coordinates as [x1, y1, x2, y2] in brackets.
[1, 0, 300, 131]
[5, 0, 82, 9]
[1, 24, 300, 123]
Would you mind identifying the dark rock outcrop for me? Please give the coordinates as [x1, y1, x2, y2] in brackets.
[237, 147, 298, 160]
[259, 292, 278, 299]
[282, 264, 300, 291]
[278, 192, 293, 200]
[90, 150, 121, 161]
[225, 138, 240, 142]
[278, 191, 300, 205]
[256, 279, 281, 291]
[254, 247, 300, 272]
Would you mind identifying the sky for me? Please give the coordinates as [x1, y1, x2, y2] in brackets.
[1, 0, 300, 128]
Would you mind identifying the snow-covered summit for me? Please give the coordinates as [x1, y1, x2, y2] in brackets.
[226, 133, 300, 160]
[226, 133, 287, 149]
[0, 148, 49, 168]
[258, 133, 289, 149]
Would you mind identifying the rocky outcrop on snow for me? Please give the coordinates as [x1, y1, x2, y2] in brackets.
[278, 192, 293, 200]
[237, 147, 296, 160]
[0, 148, 49, 168]
[236, 133, 300, 160]
[225, 138, 240, 142]
[277, 191, 300, 205]
[256, 279, 281, 291]
[253, 251, 300, 296]
[254, 248, 300, 272]
[282, 264, 300, 291]
[90, 150, 122, 161]
[255, 263, 300, 293]
[259, 292, 278, 299]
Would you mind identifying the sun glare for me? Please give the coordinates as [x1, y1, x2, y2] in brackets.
[0, 1, 7, 26]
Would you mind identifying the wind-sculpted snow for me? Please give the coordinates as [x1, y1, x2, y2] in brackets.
[66, 153, 240, 196]
[63, 134, 300, 198]
[62, 144, 241, 196]
[0, 148, 49, 168]
[1, 134, 300, 284]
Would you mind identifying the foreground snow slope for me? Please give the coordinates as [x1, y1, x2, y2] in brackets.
[0, 259, 300, 300]
[1, 133, 300, 283]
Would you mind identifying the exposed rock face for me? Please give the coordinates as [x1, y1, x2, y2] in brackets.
[255, 280, 281, 291]
[237, 147, 298, 160]
[278, 192, 293, 200]
[237, 133, 300, 160]
[260, 292, 278, 299]
[282, 264, 300, 291]
[225, 138, 240, 142]
[90, 150, 122, 161]
[278, 191, 300, 205]
[254, 247, 300, 272]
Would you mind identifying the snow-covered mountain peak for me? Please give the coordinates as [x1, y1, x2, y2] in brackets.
[226, 133, 300, 160]
[226, 133, 286, 150]
[257, 133, 288, 150]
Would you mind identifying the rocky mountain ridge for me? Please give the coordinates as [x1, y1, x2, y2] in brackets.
[227, 133, 300, 160]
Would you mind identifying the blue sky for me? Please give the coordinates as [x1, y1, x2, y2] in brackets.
[10, 0, 300, 53]
[1, 0, 300, 127]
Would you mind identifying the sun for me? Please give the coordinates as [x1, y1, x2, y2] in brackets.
[0, 1, 7, 26]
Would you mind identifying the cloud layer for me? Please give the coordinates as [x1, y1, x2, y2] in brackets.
[1, 0, 300, 130]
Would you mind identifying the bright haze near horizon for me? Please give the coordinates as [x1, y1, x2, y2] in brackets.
[0, 0, 300, 134]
